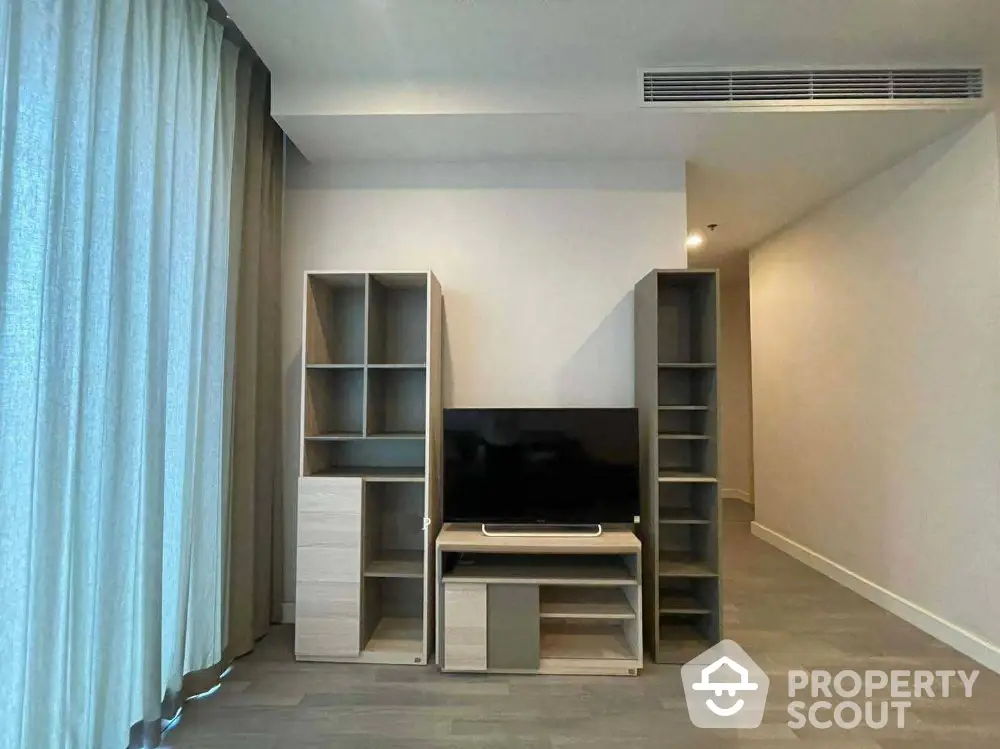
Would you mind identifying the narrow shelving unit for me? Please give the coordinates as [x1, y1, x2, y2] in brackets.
[296, 271, 442, 666]
[634, 269, 722, 663]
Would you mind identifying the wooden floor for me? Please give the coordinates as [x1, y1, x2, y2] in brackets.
[166, 500, 1000, 748]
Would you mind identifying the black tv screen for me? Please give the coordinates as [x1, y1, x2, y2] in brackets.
[443, 408, 639, 524]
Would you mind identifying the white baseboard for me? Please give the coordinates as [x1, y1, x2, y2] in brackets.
[722, 488, 753, 504]
[751, 521, 1000, 675]
[280, 602, 295, 624]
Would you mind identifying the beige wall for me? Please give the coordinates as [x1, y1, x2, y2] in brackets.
[691, 254, 754, 501]
[281, 157, 688, 608]
[749, 114, 1000, 653]
[718, 257, 753, 500]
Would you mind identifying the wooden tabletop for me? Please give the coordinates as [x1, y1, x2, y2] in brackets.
[436, 523, 641, 554]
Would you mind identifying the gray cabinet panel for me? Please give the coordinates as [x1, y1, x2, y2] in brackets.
[487, 584, 540, 670]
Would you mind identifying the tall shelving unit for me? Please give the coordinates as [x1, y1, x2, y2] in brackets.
[634, 269, 722, 664]
[296, 271, 442, 665]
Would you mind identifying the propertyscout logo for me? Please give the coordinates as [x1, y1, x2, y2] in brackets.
[681, 640, 979, 731]
[681, 641, 770, 728]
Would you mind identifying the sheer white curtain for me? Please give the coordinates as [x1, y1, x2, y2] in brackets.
[0, 1, 238, 747]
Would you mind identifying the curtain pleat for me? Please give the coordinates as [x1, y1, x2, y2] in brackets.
[224, 54, 283, 661]
[0, 1, 241, 747]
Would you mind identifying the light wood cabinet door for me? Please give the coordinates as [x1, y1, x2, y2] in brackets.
[295, 477, 362, 658]
[442, 582, 488, 671]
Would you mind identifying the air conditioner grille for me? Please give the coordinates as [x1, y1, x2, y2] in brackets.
[642, 68, 984, 104]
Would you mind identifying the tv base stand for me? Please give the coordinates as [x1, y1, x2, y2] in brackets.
[481, 523, 602, 537]
[436, 523, 642, 676]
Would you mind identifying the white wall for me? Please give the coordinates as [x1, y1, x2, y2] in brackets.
[280, 157, 688, 604]
[750, 115, 1000, 659]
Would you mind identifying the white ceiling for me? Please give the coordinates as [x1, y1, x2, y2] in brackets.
[222, 0, 1000, 254]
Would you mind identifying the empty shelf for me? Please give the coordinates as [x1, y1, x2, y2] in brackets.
[658, 622, 712, 662]
[365, 551, 423, 578]
[365, 432, 425, 440]
[305, 363, 364, 370]
[658, 552, 717, 578]
[659, 596, 711, 614]
[659, 405, 709, 411]
[658, 363, 716, 369]
[363, 616, 422, 656]
[311, 466, 425, 481]
[443, 557, 637, 586]
[305, 432, 364, 441]
[658, 471, 718, 483]
[540, 622, 634, 660]
[659, 509, 710, 525]
[540, 588, 636, 621]
[658, 433, 710, 440]
[367, 363, 426, 370]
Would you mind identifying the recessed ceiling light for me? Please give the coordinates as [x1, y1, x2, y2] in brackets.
[686, 231, 705, 250]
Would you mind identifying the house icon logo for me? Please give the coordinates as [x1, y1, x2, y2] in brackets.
[681, 640, 770, 729]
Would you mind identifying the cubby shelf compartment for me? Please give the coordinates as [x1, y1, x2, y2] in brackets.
[660, 509, 710, 525]
[658, 619, 713, 663]
[296, 271, 441, 667]
[303, 367, 364, 439]
[364, 550, 423, 579]
[658, 554, 718, 578]
[443, 555, 637, 587]
[361, 577, 423, 661]
[540, 621, 635, 661]
[635, 269, 722, 664]
[364, 616, 422, 658]
[366, 367, 426, 437]
[304, 439, 425, 480]
[539, 587, 637, 621]
[659, 597, 712, 614]
[363, 481, 425, 582]
[305, 274, 366, 366]
[367, 273, 428, 366]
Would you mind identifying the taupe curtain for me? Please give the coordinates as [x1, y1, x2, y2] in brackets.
[224, 53, 285, 660]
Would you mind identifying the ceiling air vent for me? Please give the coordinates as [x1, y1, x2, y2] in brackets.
[640, 67, 984, 108]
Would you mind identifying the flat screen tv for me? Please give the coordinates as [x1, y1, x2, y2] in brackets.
[443, 408, 639, 525]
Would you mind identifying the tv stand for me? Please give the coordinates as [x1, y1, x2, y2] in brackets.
[436, 523, 642, 676]
[481, 523, 603, 538]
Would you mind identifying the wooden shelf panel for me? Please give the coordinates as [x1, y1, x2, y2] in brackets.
[363, 616, 422, 656]
[436, 524, 640, 554]
[659, 596, 711, 614]
[305, 432, 364, 441]
[658, 433, 711, 440]
[659, 405, 709, 411]
[311, 466, 425, 481]
[658, 552, 717, 578]
[365, 550, 423, 579]
[539, 587, 636, 620]
[658, 471, 718, 483]
[365, 432, 425, 440]
[540, 622, 634, 660]
[443, 556, 637, 586]
[367, 363, 426, 370]
[306, 363, 364, 370]
[658, 362, 716, 369]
